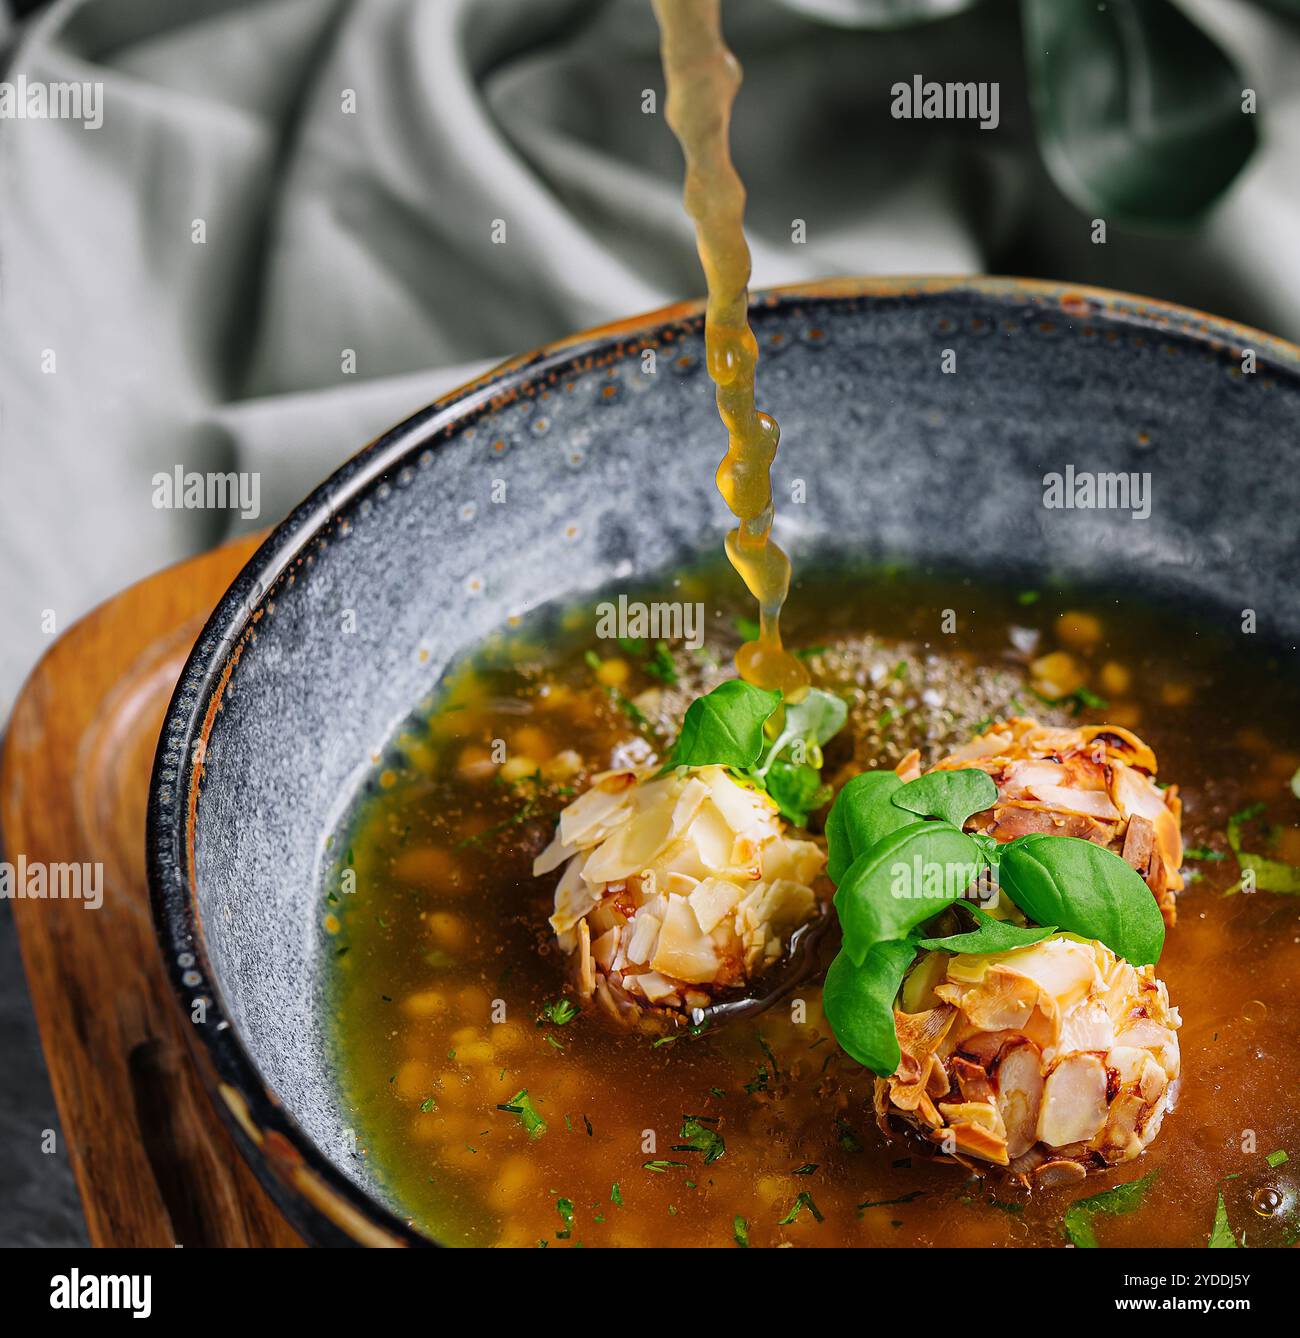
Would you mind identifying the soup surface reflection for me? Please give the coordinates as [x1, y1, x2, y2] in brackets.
[324, 566, 1300, 1247]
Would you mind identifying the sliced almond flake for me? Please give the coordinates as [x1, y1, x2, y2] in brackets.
[652, 895, 721, 985]
[625, 909, 662, 967]
[670, 776, 710, 837]
[688, 876, 746, 934]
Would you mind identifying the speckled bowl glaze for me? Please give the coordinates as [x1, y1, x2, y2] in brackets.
[148, 277, 1300, 1246]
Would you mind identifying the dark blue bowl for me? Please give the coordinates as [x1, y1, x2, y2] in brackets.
[147, 277, 1300, 1245]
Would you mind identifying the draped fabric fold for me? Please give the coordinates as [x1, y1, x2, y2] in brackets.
[2, 0, 1298, 708]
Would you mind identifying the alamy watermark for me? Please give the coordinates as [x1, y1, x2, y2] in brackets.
[0, 76, 103, 129]
[1043, 466, 1151, 520]
[1, 858, 103, 910]
[152, 467, 261, 520]
[889, 857, 999, 904]
[50, 1270, 150, 1318]
[595, 595, 705, 650]
[891, 75, 999, 130]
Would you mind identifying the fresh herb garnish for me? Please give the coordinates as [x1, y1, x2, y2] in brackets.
[834, 820, 984, 962]
[665, 680, 781, 772]
[642, 1159, 688, 1173]
[555, 1196, 575, 1240]
[1183, 846, 1225, 862]
[497, 1089, 546, 1139]
[1062, 1171, 1158, 1248]
[917, 901, 1056, 954]
[672, 1115, 726, 1165]
[1208, 1188, 1239, 1249]
[1034, 685, 1108, 716]
[819, 765, 1169, 1076]
[892, 768, 998, 828]
[659, 679, 848, 826]
[824, 772, 914, 884]
[645, 641, 679, 684]
[611, 1181, 623, 1205]
[778, 1191, 824, 1225]
[822, 939, 917, 1075]
[1225, 801, 1300, 895]
[857, 1190, 925, 1211]
[997, 833, 1165, 965]
[733, 1215, 750, 1247]
[792, 1163, 818, 1176]
[540, 997, 581, 1026]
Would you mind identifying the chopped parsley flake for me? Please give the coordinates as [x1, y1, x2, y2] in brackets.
[778, 1191, 824, 1225]
[497, 1088, 546, 1140]
[672, 1116, 726, 1165]
[540, 997, 581, 1026]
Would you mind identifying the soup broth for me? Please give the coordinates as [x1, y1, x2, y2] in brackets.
[324, 566, 1300, 1247]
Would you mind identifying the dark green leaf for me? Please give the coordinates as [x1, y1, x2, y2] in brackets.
[892, 767, 998, 828]
[822, 940, 917, 1076]
[1022, 0, 1257, 226]
[998, 834, 1165, 965]
[665, 680, 781, 772]
[1062, 1170, 1158, 1248]
[825, 771, 915, 885]
[917, 902, 1057, 954]
[834, 822, 985, 963]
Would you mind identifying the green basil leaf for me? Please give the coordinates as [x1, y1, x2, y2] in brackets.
[665, 680, 781, 772]
[917, 902, 1056, 954]
[764, 757, 832, 828]
[825, 771, 915, 886]
[822, 940, 916, 1077]
[1207, 1189, 1239, 1249]
[748, 690, 845, 776]
[1022, 0, 1257, 226]
[997, 834, 1165, 966]
[892, 768, 999, 828]
[834, 822, 985, 965]
[1061, 1171, 1158, 1248]
[767, 688, 848, 758]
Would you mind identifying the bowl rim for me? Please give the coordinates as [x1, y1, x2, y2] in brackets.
[145, 274, 1300, 1247]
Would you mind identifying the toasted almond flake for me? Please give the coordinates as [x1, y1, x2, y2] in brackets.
[688, 876, 746, 934]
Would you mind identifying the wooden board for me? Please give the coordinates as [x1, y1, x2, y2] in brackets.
[0, 536, 303, 1247]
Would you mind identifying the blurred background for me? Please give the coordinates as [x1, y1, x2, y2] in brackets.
[1, 0, 1298, 1245]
